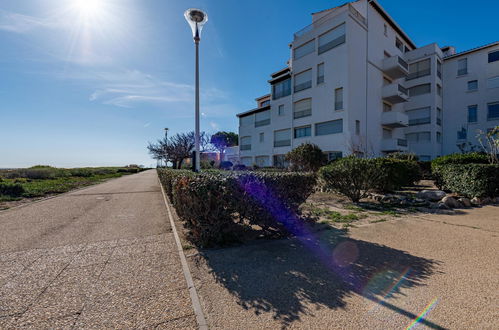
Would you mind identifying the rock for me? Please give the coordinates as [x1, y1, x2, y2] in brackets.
[482, 197, 492, 205]
[458, 197, 472, 207]
[471, 197, 492, 205]
[471, 197, 481, 205]
[494, 197, 499, 204]
[437, 202, 450, 210]
[442, 196, 461, 209]
[416, 190, 447, 202]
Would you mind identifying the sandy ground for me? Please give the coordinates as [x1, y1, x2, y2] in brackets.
[0, 170, 197, 329]
[188, 205, 498, 329]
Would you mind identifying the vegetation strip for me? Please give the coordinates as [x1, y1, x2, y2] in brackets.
[158, 176, 208, 330]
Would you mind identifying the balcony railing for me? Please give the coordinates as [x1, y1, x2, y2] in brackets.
[408, 117, 431, 126]
[398, 57, 409, 70]
[274, 140, 291, 147]
[383, 55, 409, 79]
[240, 144, 251, 151]
[293, 109, 312, 119]
[255, 119, 270, 127]
[397, 139, 408, 147]
[398, 84, 408, 95]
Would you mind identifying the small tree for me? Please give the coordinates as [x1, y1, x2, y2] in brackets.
[477, 126, 499, 164]
[210, 131, 238, 163]
[285, 143, 327, 172]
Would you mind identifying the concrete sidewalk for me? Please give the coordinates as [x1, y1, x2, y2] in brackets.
[0, 170, 197, 329]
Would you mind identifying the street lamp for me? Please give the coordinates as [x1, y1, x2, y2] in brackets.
[164, 128, 169, 168]
[184, 8, 208, 172]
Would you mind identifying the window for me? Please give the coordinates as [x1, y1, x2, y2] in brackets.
[395, 38, 404, 52]
[318, 23, 346, 54]
[278, 104, 285, 116]
[468, 105, 478, 123]
[255, 110, 271, 127]
[334, 87, 343, 110]
[467, 80, 478, 91]
[240, 136, 251, 151]
[260, 100, 270, 107]
[384, 24, 388, 37]
[273, 155, 289, 168]
[407, 59, 431, 80]
[436, 132, 442, 143]
[419, 155, 431, 161]
[294, 39, 315, 60]
[240, 157, 253, 166]
[406, 131, 431, 143]
[457, 58, 468, 75]
[437, 60, 442, 79]
[327, 152, 343, 161]
[437, 84, 442, 96]
[294, 125, 311, 138]
[487, 76, 499, 89]
[355, 120, 360, 135]
[274, 129, 291, 147]
[259, 132, 264, 143]
[437, 107, 442, 126]
[272, 78, 291, 100]
[315, 119, 343, 136]
[240, 115, 253, 127]
[317, 63, 325, 84]
[293, 98, 312, 119]
[383, 103, 392, 112]
[255, 156, 270, 167]
[488, 50, 499, 63]
[406, 107, 431, 126]
[408, 84, 431, 97]
[457, 127, 467, 140]
[294, 69, 312, 92]
[488, 102, 499, 120]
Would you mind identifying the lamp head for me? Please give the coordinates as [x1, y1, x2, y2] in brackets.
[184, 8, 208, 40]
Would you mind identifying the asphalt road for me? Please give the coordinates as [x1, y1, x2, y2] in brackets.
[0, 170, 196, 329]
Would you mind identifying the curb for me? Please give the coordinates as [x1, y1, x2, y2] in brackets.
[157, 176, 209, 330]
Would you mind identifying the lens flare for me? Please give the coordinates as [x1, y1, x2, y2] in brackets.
[406, 298, 439, 330]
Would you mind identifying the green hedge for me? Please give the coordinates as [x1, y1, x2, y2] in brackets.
[0, 182, 25, 197]
[432, 153, 489, 189]
[433, 164, 499, 197]
[158, 169, 316, 246]
[319, 157, 421, 202]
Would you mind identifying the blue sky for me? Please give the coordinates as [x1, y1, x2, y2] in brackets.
[0, 0, 497, 168]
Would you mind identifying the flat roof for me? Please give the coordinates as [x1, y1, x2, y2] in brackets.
[444, 41, 499, 60]
[236, 105, 271, 118]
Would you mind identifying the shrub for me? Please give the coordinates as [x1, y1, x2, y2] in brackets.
[386, 152, 419, 161]
[219, 161, 233, 170]
[319, 157, 382, 203]
[158, 169, 316, 247]
[69, 168, 93, 177]
[418, 161, 432, 180]
[373, 158, 421, 192]
[286, 143, 327, 172]
[233, 164, 247, 171]
[432, 152, 489, 188]
[0, 182, 25, 197]
[435, 164, 499, 197]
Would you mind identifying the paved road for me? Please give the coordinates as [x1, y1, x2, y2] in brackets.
[0, 170, 196, 329]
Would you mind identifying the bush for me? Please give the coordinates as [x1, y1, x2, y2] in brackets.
[319, 157, 382, 203]
[418, 161, 432, 180]
[219, 161, 233, 170]
[432, 152, 489, 188]
[158, 169, 316, 247]
[286, 143, 327, 172]
[373, 158, 422, 192]
[386, 152, 419, 161]
[0, 182, 25, 197]
[434, 164, 499, 197]
[233, 164, 247, 171]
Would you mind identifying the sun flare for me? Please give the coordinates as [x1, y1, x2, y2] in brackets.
[71, 0, 106, 19]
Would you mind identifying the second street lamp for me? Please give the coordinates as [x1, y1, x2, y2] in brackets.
[184, 8, 208, 172]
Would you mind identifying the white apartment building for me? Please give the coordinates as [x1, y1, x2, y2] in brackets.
[236, 0, 499, 166]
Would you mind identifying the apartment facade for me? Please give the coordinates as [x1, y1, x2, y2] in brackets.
[237, 0, 499, 166]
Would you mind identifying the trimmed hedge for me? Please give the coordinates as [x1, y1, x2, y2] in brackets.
[432, 153, 490, 189]
[0, 182, 25, 197]
[158, 169, 316, 246]
[319, 157, 421, 202]
[433, 164, 499, 197]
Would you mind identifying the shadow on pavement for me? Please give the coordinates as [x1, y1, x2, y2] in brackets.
[199, 226, 443, 328]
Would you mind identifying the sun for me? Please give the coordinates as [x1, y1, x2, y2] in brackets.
[71, 0, 106, 19]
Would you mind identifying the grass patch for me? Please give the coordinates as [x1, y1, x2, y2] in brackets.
[371, 218, 388, 224]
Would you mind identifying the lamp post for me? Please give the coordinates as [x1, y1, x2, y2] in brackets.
[164, 127, 169, 168]
[184, 8, 208, 172]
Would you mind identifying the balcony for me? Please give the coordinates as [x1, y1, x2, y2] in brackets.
[381, 111, 409, 128]
[382, 56, 409, 79]
[274, 140, 291, 148]
[382, 83, 409, 104]
[381, 138, 408, 152]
